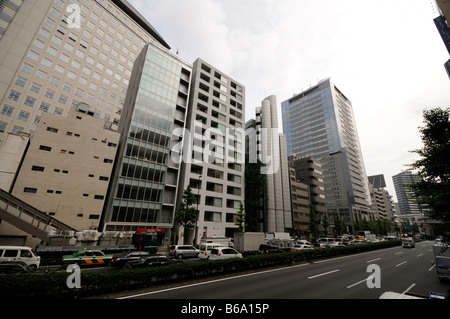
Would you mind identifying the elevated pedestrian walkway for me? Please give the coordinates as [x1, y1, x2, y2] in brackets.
[0, 188, 78, 243]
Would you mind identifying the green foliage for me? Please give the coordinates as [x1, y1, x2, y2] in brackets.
[174, 185, 198, 244]
[235, 202, 246, 232]
[409, 107, 450, 226]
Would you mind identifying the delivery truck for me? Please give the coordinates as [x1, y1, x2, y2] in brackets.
[234, 232, 266, 256]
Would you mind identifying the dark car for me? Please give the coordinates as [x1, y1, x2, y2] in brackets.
[258, 244, 282, 254]
[126, 255, 181, 269]
[0, 261, 36, 274]
[109, 251, 150, 268]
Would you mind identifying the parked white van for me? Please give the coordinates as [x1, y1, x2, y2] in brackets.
[198, 243, 223, 260]
[0, 246, 40, 269]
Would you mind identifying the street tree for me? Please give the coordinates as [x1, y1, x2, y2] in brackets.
[175, 185, 198, 244]
[408, 107, 450, 238]
[235, 202, 246, 232]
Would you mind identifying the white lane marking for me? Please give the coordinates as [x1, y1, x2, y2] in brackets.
[395, 261, 407, 267]
[403, 283, 416, 294]
[366, 258, 381, 263]
[118, 262, 310, 299]
[346, 278, 367, 289]
[308, 269, 340, 280]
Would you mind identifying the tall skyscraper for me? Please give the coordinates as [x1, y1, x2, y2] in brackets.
[101, 41, 192, 245]
[392, 170, 425, 216]
[0, 0, 170, 145]
[281, 78, 372, 233]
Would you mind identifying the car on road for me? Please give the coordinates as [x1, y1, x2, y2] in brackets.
[61, 249, 114, 267]
[209, 247, 242, 260]
[169, 245, 200, 259]
[199, 243, 223, 260]
[0, 261, 36, 274]
[126, 255, 182, 269]
[0, 246, 41, 269]
[312, 243, 328, 249]
[109, 251, 150, 268]
[294, 240, 311, 246]
[259, 244, 282, 254]
[291, 244, 313, 251]
[329, 241, 344, 247]
[402, 238, 415, 248]
[319, 238, 335, 245]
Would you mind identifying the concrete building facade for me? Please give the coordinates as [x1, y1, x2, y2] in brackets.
[10, 105, 120, 231]
[246, 95, 292, 233]
[177, 58, 246, 243]
[0, 0, 169, 144]
[288, 155, 327, 233]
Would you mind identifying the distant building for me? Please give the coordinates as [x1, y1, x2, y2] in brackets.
[368, 174, 396, 221]
[288, 167, 310, 237]
[288, 155, 327, 232]
[392, 171, 426, 216]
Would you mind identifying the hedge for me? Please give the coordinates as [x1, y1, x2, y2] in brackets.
[0, 240, 401, 299]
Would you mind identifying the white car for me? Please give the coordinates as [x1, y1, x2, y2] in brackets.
[209, 247, 243, 260]
[291, 244, 313, 251]
[329, 241, 344, 247]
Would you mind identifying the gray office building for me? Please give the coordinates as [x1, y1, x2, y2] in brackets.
[281, 78, 372, 233]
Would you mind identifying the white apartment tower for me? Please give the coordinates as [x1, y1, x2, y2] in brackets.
[0, 0, 170, 144]
[177, 59, 246, 244]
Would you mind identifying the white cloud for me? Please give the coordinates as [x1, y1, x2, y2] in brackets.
[129, 0, 450, 199]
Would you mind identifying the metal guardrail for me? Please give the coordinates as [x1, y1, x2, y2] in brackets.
[0, 188, 77, 242]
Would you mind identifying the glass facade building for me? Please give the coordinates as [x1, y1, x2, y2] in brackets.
[102, 41, 192, 236]
[281, 78, 373, 233]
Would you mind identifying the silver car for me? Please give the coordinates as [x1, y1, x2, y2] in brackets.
[169, 245, 199, 259]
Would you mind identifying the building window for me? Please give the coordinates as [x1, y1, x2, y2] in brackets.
[39, 145, 52, 152]
[18, 111, 30, 122]
[47, 127, 58, 133]
[24, 96, 36, 107]
[15, 77, 27, 87]
[8, 90, 21, 101]
[31, 166, 45, 172]
[24, 187, 37, 193]
[1, 105, 14, 116]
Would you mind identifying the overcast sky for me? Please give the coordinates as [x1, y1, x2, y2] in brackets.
[129, 0, 450, 200]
